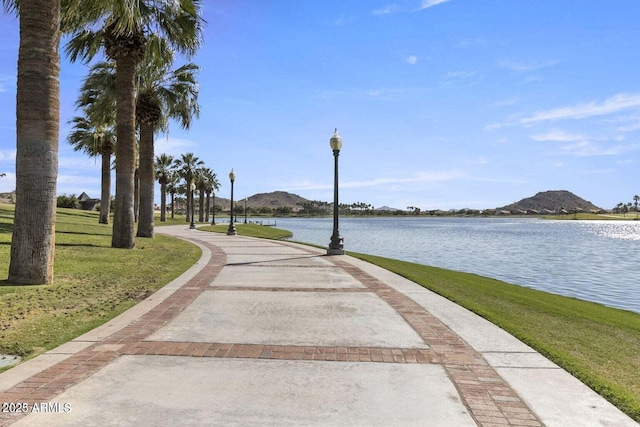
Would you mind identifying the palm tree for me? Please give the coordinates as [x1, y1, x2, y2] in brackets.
[155, 154, 175, 222]
[67, 116, 116, 224]
[72, 61, 117, 224]
[166, 171, 180, 219]
[200, 168, 220, 223]
[137, 58, 200, 237]
[63, 0, 204, 248]
[195, 167, 218, 223]
[174, 153, 203, 223]
[3, 0, 60, 285]
[634, 195, 639, 219]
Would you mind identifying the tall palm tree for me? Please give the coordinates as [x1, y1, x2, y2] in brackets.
[634, 195, 639, 219]
[73, 61, 117, 224]
[155, 153, 175, 222]
[174, 153, 203, 223]
[67, 116, 116, 224]
[166, 171, 180, 219]
[200, 168, 220, 223]
[3, 0, 60, 285]
[63, 0, 204, 248]
[137, 58, 200, 237]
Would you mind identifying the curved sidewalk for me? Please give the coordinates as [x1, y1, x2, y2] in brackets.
[0, 225, 636, 426]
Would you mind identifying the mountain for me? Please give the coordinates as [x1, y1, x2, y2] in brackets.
[216, 191, 310, 210]
[499, 190, 602, 212]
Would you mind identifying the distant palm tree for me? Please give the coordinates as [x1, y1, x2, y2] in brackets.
[3, 0, 60, 285]
[174, 153, 203, 223]
[155, 154, 175, 222]
[166, 171, 180, 219]
[67, 116, 116, 224]
[63, 0, 204, 248]
[634, 195, 639, 219]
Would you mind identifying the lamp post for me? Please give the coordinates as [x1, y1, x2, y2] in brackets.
[189, 181, 196, 229]
[227, 169, 237, 235]
[211, 191, 216, 225]
[327, 129, 344, 255]
[244, 197, 248, 224]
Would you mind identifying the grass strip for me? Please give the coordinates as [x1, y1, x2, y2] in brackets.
[347, 251, 640, 422]
[0, 204, 200, 366]
[199, 222, 293, 239]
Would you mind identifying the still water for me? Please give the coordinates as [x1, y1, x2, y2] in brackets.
[271, 217, 640, 314]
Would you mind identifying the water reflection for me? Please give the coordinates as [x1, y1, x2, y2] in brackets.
[275, 217, 640, 314]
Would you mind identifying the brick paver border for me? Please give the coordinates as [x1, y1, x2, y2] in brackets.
[0, 235, 543, 426]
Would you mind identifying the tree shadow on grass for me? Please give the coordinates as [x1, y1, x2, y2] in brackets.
[55, 243, 105, 248]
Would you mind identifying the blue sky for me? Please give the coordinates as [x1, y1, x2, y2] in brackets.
[2, 0, 640, 210]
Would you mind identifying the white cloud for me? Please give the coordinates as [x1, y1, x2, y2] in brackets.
[283, 170, 462, 192]
[530, 130, 585, 142]
[0, 149, 16, 162]
[445, 70, 476, 80]
[406, 55, 418, 65]
[155, 136, 197, 157]
[373, 4, 400, 15]
[498, 59, 558, 72]
[489, 93, 640, 130]
[559, 141, 640, 157]
[521, 93, 640, 124]
[0, 75, 15, 93]
[0, 172, 15, 192]
[418, 0, 451, 10]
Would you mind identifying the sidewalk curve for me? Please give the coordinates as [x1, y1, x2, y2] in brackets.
[0, 225, 636, 426]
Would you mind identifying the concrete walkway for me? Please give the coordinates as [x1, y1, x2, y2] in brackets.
[0, 225, 637, 426]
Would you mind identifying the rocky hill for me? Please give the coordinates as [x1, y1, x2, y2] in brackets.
[215, 191, 310, 210]
[499, 190, 602, 212]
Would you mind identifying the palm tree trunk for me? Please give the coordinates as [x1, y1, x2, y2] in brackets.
[134, 167, 139, 223]
[111, 54, 137, 249]
[205, 192, 210, 222]
[137, 123, 154, 237]
[8, 0, 60, 285]
[160, 182, 167, 222]
[198, 189, 205, 222]
[99, 147, 111, 224]
[170, 192, 175, 219]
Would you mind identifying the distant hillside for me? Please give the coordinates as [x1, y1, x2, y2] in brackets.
[216, 191, 310, 210]
[500, 190, 602, 212]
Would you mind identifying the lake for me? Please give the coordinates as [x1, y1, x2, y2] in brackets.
[268, 217, 640, 314]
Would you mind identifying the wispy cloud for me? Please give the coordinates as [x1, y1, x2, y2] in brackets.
[0, 149, 16, 162]
[406, 55, 418, 65]
[521, 93, 640, 124]
[333, 15, 352, 26]
[488, 93, 640, 129]
[0, 75, 15, 93]
[445, 70, 476, 80]
[559, 141, 640, 157]
[319, 87, 431, 101]
[372, 4, 400, 15]
[418, 0, 451, 10]
[155, 136, 197, 157]
[284, 170, 463, 192]
[530, 130, 585, 142]
[498, 59, 558, 72]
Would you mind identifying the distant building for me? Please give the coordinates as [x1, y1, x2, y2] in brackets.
[78, 192, 100, 211]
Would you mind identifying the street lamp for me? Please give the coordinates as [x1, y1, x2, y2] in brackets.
[327, 129, 344, 255]
[227, 169, 237, 235]
[211, 191, 216, 225]
[189, 181, 196, 229]
[244, 197, 248, 224]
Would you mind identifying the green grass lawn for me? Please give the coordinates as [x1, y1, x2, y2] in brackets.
[0, 204, 200, 364]
[348, 251, 640, 422]
[546, 212, 640, 221]
[199, 222, 293, 239]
